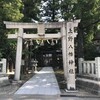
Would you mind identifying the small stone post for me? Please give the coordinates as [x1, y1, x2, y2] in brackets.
[78, 58, 84, 74]
[2, 58, 6, 74]
[95, 57, 100, 78]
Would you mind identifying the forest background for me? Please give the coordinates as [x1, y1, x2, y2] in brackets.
[0, 0, 100, 67]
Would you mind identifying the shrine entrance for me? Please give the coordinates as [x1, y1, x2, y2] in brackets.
[42, 52, 53, 67]
[37, 49, 62, 67]
[4, 20, 80, 90]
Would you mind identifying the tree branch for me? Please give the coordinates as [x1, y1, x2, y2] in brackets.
[83, 18, 100, 29]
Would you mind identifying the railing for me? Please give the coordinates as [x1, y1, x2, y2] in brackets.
[0, 58, 6, 74]
[78, 57, 100, 78]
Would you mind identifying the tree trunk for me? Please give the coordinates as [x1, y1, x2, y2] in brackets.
[77, 23, 84, 58]
[76, 23, 84, 73]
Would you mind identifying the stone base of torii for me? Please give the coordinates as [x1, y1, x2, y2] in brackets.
[4, 20, 80, 90]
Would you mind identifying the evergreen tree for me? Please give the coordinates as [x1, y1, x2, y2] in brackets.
[22, 0, 41, 22]
[60, 0, 77, 20]
[40, 0, 60, 22]
[75, 0, 100, 59]
[0, 0, 23, 59]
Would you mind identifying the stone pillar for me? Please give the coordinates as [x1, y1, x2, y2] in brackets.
[2, 58, 6, 74]
[78, 58, 84, 74]
[95, 57, 100, 78]
[87, 63, 90, 74]
[61, 22, 67, 79]
[66, 20, 80, 90]
[15, 28, 23, 80]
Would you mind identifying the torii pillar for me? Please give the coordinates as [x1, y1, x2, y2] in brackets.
[15, 28, 23, 80]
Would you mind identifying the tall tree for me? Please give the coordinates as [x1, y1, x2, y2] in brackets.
[60, 0, 77, 20]
[73, 0, 100, 59]
[0, 0, 23, 59]
[40, 0, 60, 22]
[22, 0, 41, 22]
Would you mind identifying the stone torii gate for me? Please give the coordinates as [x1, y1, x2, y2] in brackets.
[4, 20, 80, 90]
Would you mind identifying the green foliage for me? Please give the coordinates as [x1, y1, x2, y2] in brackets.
[73, 0, 100, 59]
[0, 0, 100, 60]
[84, 31, 94, 44]
[40, 0, 60, 22]
[22, 0, 41, 22]
[84, 43, 99, 60]
[60, 0, 77, 20]
[0, 0, 23, 21]
[0, 0, 23, 60]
